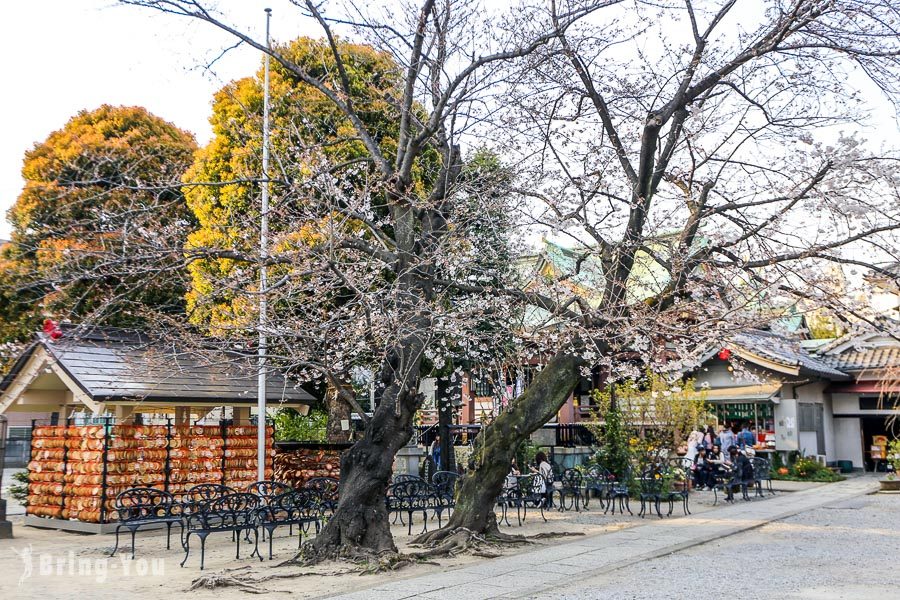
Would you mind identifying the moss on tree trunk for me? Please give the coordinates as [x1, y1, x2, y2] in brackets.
[416, 352, 582, 542]
[307, 335, 426, 557]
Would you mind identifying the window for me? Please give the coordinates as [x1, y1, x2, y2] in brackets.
[859, 397, 882, 410]
[798, 403, 817, 431]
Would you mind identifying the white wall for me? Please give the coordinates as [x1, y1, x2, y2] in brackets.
[833, 418, 864, 468]
[798, 431, 819, 457]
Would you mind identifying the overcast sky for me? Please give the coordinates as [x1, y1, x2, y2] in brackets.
[0, 0, 318, 239]
[2, 0, 898, 248]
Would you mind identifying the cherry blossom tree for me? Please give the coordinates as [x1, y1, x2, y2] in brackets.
[418, 0, 900, 544]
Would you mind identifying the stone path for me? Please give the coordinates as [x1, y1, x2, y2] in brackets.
[323, 476, 879, 600]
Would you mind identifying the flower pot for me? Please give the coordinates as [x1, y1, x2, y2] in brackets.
[879, 479, 900, 492]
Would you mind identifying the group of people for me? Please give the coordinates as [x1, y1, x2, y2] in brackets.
[688, 422, 760, 490]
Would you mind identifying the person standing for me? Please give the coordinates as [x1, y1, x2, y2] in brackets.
[720, 424, 736, 454]
[704, 426, 716, 449]
[430, 434, 442, 472]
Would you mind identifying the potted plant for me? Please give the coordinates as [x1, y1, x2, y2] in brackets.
[880, 439, 900, 492]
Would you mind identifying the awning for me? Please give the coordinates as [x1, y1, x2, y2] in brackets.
[704, 383, 781, 403]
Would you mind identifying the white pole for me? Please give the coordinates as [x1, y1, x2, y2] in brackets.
[257, 7, 272, 483]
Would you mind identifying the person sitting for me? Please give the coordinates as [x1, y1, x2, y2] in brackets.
[725, 444, 754, 500]
[530, 452, 554, 507]
[692, 446, 714, 489]
[706, 444, 725, 487]
[505, 458, 521, 489]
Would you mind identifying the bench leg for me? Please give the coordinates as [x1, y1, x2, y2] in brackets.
[181, 532, 192, 568]
[166, 522, 172, 550]
[130, 527, 138, 560]
[199, 532, 209, 570]
[110, 525, 122, 557]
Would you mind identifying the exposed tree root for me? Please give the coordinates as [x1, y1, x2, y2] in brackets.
[187, 563, 356, 592]
[527, 531, 585, 540]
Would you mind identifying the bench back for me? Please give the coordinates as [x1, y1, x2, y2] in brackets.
[115, 487, 175, 522]
[246, 480, 291, 502]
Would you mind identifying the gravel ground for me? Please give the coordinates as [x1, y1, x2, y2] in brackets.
[551, 492, 900, 600]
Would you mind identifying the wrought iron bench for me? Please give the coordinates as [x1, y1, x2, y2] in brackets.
[750, 457, 775, 496]
[386, 480, 443, 535]
[712, 466, 750, 504]
[431, 471, 459, 514]
[180, 484, 237, 518]
[181, 492, 262, 570]
[555, 468, 585, 512]
[498, 473, 548, 526]
[110, 487, 183, 559]
[246, 480, 291, 504]
[664, 459, 692, 516]
[256, 490, 321, 559]
[604, 467, 633, 516]
[582, 466, 611, 510]
[638, 467, 665, 518]
[302, 476, 340, 516]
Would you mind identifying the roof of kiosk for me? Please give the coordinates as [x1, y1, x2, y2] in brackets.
[0, 325, 315, 410]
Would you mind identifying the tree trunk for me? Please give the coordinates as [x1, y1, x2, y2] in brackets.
[415, 352, 582, 542]
[308, 333, 426, 557]
[325, 382, 352, 444]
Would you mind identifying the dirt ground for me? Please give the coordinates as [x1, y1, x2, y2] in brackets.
[0, 489, 744, 599]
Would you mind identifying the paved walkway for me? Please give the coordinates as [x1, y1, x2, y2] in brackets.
[324, 476, 879, 600]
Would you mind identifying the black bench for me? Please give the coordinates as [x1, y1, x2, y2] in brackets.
[302, 476, 340, 517]
[498, 474, 548, 526]
[110, 487, 183, 559]
[386, 480, 444, 535]
[555, 468, 585, 512]
[256, 490, 321, 559]
[181, 492, 262, 570]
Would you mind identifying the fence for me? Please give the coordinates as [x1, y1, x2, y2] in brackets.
[26, 417, 274, 524]
[414, 423, 597, 449]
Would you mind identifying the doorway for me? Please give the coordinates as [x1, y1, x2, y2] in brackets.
[860, 416, 899, 472]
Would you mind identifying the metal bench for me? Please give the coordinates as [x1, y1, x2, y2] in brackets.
[555, 468, 585, 512]
[181, 492, 262, 570]
[302, 476, 340, 516]
[256, 490, 321, 559]
[750, 457, 775, 496]
[386, 480, 443, 535]
[110, 487, 183, 559]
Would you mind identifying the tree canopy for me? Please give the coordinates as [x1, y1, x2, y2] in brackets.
[0, 105, 196, 364]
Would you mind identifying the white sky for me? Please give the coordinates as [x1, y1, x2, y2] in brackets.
[0, 0, 318, 239]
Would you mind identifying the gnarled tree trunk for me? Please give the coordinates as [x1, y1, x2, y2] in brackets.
[415, 352, 582, 543]
[307, 331, 426, 557]
[325, 381, 353, 444]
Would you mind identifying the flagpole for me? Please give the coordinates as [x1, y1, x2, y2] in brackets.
[257, 7, 272, 483]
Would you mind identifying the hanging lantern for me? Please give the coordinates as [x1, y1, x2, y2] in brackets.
[42, 319, 58, 334]
[717, 348, 732, 361]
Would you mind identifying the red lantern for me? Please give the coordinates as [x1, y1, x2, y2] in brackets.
[50, 329, 63, 340]
[43, 319, 58, 333]
[717, 348, 732, 361]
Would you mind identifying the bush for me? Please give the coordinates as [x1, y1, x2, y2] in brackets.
[8, 471, 29, 505]
[274, 408, 328, 442]
[771, 456, 844, 482]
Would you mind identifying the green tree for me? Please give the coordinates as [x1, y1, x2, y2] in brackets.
[1, 105, 196, 359]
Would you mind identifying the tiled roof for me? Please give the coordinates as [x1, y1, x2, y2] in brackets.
[729, 329, 849, 380]
[0, 325, 314, 404]
[821, 347, 900, 372]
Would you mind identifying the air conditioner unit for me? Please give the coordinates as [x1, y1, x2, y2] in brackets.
[815, 454, 827, 466]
